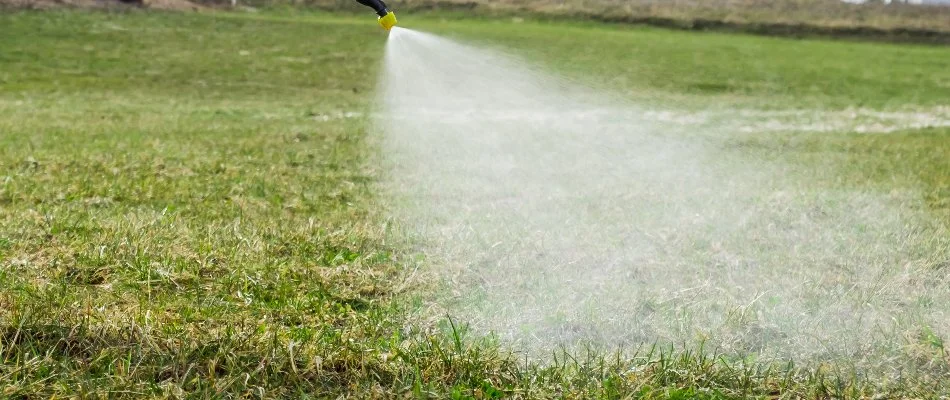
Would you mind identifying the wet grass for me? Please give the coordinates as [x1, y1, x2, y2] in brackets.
[0, 10, 948, 398]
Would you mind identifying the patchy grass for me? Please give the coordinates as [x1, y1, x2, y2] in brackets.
[0, 10, 948, 398]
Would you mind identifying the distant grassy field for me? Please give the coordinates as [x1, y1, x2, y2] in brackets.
[302, 0, 950, 43]
[1, 10, 949, 398]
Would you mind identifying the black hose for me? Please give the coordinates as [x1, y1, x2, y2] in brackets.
[355, 0, 389, 17]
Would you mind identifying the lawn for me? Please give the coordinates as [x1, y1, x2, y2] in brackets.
[0, 10, 948, 398]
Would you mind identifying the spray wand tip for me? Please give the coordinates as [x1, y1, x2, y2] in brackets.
[378, 11, 397, 31]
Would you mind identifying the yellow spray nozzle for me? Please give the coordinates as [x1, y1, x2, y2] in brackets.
[378, 11, 397, 31]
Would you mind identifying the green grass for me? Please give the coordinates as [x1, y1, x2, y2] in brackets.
[407, 16, 950, 109]
[216, 0, 950, 37]
[0, 9, 948, 398]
